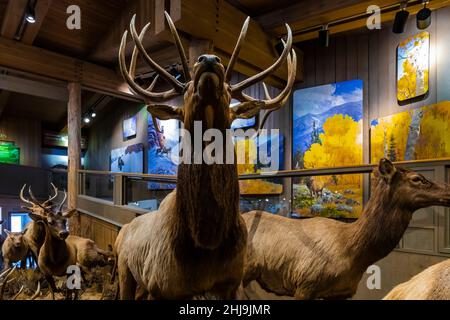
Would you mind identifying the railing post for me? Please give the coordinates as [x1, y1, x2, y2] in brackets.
[113, 174, 125, 206]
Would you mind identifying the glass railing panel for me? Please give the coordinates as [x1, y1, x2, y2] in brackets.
[81, 173, 114, 202]
[125, 177, 176, 211]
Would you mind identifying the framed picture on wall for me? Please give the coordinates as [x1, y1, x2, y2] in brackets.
[147, 115, 179, 190]
[291, 80, 364, 219]
[397, 31, 430, 104]
[110, 143, 144, 173]
[123, 115, 137, 140]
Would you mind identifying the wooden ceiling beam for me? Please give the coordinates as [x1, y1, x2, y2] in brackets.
[258, 0, 450, 42]
[21, 0, 53, 45]
[0, 0, 28, 39]
[173, 0, 303, 88]
[0, 36, 137, 99]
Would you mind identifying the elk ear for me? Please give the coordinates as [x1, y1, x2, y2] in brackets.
[379, 158, 397, 184]
[230, 101, 264, 120]
[4, 229, 11, 236]
[147, 105, 184, 121]
[62, 209, 77, 218]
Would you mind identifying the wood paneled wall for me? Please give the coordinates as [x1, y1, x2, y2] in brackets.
[79, 213, 119, 251]
[0, 115, 42, 167]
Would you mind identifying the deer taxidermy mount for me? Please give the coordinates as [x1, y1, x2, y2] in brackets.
[114, 12, 296, 299]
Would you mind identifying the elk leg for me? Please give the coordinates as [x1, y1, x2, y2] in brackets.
[45, 275, 57, 300]
[118, 262, 136, 300]
[210, 281, 240, 300]
[294, 287, 313, 300]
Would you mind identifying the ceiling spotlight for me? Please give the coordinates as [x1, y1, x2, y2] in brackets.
[25, 1, 36, 24]
[392, 2, 409, 34]
[83, 117, 91, 124]
[91, 112, 97, 118]
[417, 1, 431, 30]
[318, 25, 329, 48]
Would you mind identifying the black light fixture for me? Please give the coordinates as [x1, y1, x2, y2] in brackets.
[25, 0, 36, 24]
[170, 65, 182, 80]
[417, 0, 431, 30]
[392, 2, 409, 34]
[318, 25, 329, 47]
[83, 117, 91, 124]
[91, 111, 97, 118]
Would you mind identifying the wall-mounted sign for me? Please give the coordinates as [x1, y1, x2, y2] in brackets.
[43, 131, 86, 149]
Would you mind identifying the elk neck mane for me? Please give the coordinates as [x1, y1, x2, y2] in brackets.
[175, 89, 240, 251]
[348, 167, 414, 266]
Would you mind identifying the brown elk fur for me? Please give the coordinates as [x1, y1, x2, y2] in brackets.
[1, 230, 28, 270]
[383, 259, 450, 300]
[115, 13, 296, 300]
[242, 159, 450, 299]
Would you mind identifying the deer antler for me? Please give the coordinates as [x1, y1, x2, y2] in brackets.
[43, 183, 58, 206]
[230, 23, 293, 100]
[0, 266, 16, 300]
[57, 190, 68, 213]
[230, 47, 297, 122]
[119, 13, 189, 103]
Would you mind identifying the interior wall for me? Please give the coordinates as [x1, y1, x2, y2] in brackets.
[294, 7, 450, 165]
[85, 99, 147, 172]
[0, 115, 42, 167]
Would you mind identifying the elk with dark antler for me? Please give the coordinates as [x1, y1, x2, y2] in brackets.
[114, 12, 296, 299]
[242, 159, 450, 299]
[22, 186, 111, 299]
[20, 184, 58, 262]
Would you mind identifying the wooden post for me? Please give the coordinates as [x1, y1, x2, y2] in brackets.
[67, 82, 81, 235]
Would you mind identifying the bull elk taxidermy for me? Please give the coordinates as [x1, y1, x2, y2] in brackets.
[115, 12, 296, 299]
[21, 185, 111, 300]
[243, 159, 450, 299]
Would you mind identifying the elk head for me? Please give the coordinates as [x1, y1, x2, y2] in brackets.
[20, 183, 59, 216]
[119, 12, 297, 136]
[376, 158, 450, 211]
[21, 185, 74, 240]
[3, 229, 26, 248]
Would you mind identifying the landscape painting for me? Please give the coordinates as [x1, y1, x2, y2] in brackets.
[147, 116, 180, 189]
[371, 101, 450, 162]
[110, 143, 144, 173]
[123, 115, 137, 139]
[235, 133, 284, 195]
[397, 31, 430, 103]
[292, 80, 363, 218]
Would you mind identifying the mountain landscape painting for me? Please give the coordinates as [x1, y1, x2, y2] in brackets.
[147, 115, 180, 190]
[292, 80, 363, 219]
[371, 101, 450, 163]
[235, 133, 284, 195]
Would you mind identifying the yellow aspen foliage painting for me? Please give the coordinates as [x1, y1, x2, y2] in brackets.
[235, 134, 284, 195]
[370, 101, 450, 162]
[397, 31, 430, 102]
[292, 80, 363, 219]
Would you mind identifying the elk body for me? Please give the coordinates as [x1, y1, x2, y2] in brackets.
[21, 186, 111, 299]
[1, 229, 28, 270]
[243, 159, 450, 299]
[383, 259, 450, 300]
[114, 12, 296, 299]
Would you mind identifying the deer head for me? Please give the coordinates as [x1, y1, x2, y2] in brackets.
[20, 183, 59, 216]
[119, 13, 296, 135]
[3, 229, 26, 248]
[21, 185, 74, 240]
[375, 158, 450, 211]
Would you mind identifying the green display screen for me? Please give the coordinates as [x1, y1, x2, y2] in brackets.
[0, 144, 20, 164]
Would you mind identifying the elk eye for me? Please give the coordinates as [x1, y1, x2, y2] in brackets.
[198, 56, 206, 63]
[411, 176, 423, 183]
[215, 56, 221, 63]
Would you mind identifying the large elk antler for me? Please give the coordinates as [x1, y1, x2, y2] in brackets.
[20, 184, 65, 214]
[227, 23, 297, 131]
[119, 13, 297, 129]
